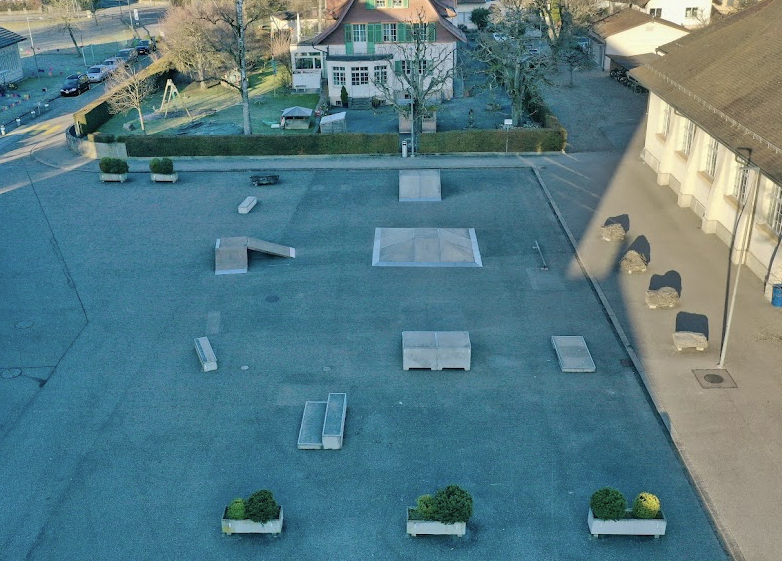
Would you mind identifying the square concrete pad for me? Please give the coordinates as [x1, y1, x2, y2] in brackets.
[372, 227, 482, 267]
[399, 169, 442, 201]
[552, 335, 597, 372]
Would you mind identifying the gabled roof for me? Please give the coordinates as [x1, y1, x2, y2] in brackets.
[631, 0, 782, 184]
[590, 9, 688, 40]
[0, 27, 24, 50]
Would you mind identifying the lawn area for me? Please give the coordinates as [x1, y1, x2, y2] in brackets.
[98, 68, 320, 136]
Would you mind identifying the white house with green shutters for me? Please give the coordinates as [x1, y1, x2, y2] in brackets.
[290, 0, 466, 106]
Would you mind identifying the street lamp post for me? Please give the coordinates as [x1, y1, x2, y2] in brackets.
[26, 17, 40, 74]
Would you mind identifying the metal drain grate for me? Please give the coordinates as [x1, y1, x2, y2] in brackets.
[693, 369, 737, 389]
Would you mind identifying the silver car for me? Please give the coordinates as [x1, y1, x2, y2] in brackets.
[87, 65, 110, 83]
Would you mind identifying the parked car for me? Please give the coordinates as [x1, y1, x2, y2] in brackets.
[86, 65, 110, 83]
[115, 48, 138, 65]
[134, 38, 156, 55]
[60, 73, 90, 96]
[101, 57, 120, 73]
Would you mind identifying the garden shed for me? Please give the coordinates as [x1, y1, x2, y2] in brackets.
[0, 27, 25, 84]
[319, 111, 346, 134]
[280, 106, 312, 129]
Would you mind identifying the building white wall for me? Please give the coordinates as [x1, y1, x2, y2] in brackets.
[637, 0, 711, 27]
[598, 21, 688, 70]
[642, 93, 782, 299]
[453, 1, 500, 30]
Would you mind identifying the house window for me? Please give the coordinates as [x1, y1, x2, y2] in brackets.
[703, 137, 719, 177]
[382, 23, 397, 42]
[659, 103, 671, 137]
[294, 52, 322, 70]
[353, 24, 367, 42]
[649, 8, 662, 17]
[392, 0, 403, 6]
[400, 60, 428, 75]
[685, 7, 700, 18]
[332, 66, 345, 86]
[374, 65, 387, 84]
[768, 183, 782, 235]
[376, 0, 386, 6]
[401, 60, 412, 75]
[734, 166, 753, 204]
[680, 119, 695, 156]
[351, 66, 369, 85]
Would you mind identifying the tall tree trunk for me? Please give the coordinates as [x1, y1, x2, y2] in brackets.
[137, 107, 146, 131]
[236, 0, 252, 135]
[65, 23, 81, 57]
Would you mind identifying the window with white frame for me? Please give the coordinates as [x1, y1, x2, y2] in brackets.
[685, 7, 700, 18]
[768, 182, 782, 235]
[332, 66, 345, 86]
[294, 52, 322, 70]
[680, 119, 696, 156]
[392, 0, 403, 6]
[703, 137, 719, 177]
[649, 8, 662, 17]
[659, 103, 671, 137]
[382, 23, 397, 42]
[353, 24, 367, 42]
[374, 65, 387, 84]
[734, 166, 753, 203]
[351, 66, 369, 85]
[376, 0, 386, 6]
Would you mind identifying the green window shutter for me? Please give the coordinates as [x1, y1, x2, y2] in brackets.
[344, 24, 353, 54]
[427, 22, 436, 42]
[402, 0, 408, 7]
[394, 60, 402, 75]
[366, 0, 375, 8]
[398, 23, 408, 42]
[367, 24, 376, 54]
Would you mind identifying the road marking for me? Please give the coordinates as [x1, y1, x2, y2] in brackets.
[206, 311, 221, 335]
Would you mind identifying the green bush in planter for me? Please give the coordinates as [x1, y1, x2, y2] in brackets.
[149, 157, 174, 175]
[99, 157, 129, 174]
[226, 498, 246, 520]
[590, 487, 627, 520]
[413, 494, 435, 520]
[430, 485, 473, 524]
[245, 490, 280, 523]
[632, 492, 661, 519]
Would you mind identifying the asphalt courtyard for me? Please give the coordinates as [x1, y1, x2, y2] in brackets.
[0, 154, 728, 559]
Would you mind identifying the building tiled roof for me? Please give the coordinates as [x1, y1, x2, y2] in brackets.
[0, 26, 25, 50]
[591, 9, 688, 39]
[631, 0, 782, 184]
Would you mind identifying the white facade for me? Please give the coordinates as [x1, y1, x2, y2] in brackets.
[641, 92, 782, 299]
[591, 20, 688, 71]
[633, 0, 712, 27]
[453, 1, 500, 29]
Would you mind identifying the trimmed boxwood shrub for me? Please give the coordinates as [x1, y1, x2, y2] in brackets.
[410, 485, 473, 524]
[149, 157, 174, 174]
[419, 128, 566, 154]
[590, 487, 627, 520]
[245, 490, 281, 523]
[99, 157, 129, 174]
[632, 492, 661, 519]
[87, 133, 115, 144]
[226, 498, 245, 520]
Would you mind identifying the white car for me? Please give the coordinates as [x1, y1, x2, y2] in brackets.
[86, 65, 110, 83]
[101, 58, 120, 73]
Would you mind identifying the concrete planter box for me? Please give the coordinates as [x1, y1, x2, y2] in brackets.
[100, 173, 128, 183]
[150, 172, 178, 183]
[406, 508, 466, 537]
[588, 508, 666, 538]
[399, 112, 437, 134]
[221, 507, 283, 535]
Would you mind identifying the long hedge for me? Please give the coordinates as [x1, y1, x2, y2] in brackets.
[418, 127, 566, 154]
[120, 133, 400, 156]
[73, 58, 174, 136]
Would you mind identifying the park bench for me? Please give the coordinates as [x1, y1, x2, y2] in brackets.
[194, 337, 217, 372]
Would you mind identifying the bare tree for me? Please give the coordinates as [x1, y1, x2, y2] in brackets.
[48, 0, 83, 56]
[160, 6, 227, 89]
[372, 10, 457, 148]
[521, 0, 605, 43]
[268, 31, 292, 87]
[106, 64, 157, 132]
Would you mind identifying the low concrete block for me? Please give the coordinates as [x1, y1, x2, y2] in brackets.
[551, 336, 596, 372]
[238, 196, 257, 214]
[673, 331, 708, 351]
[620, 249, 647, 274]
[194, 337, 217, 372]
[215, 237, 249, 275]
[600, 223, 626, 241]
[399, 169, 442, 202]
[402, 331, 471, 370]
[322, 393, 347, 450]
[645, 287, 679, 309]
[298, 401, 327, 449]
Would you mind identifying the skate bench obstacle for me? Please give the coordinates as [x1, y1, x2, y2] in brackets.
[214, 236, 295, 275]
[297, 393, 347, 450]
[238, 196, 257, 214]
[194, 337, 217, 372]
[551, 336, 595, 372]
[402, 331, 471, 371]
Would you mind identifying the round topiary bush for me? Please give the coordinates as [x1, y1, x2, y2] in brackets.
[149, 157, 174, 175]
[430, 485, 473, 524]
[245, 490, 280, 523]
[632, 492, 661, 519]
[99, 157, 128, 174]
[590, 487, 627, 520]
[226, 498, 246, 520]
[415, 494, 435, 520]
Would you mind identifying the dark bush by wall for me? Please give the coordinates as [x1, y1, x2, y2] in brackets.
[121, 133, 399, 157]
[87, 133, 115, 144]
[419, 127, 566, 154]
[149, 157, 174, 174]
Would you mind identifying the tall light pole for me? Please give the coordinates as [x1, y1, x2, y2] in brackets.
[26, 17, 40, 74]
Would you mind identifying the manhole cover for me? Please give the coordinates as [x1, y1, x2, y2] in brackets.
[1, 368, 22, 379]
[265, 295, 279, 303]
[15, 320, 34, 329]
[240, 365, 249, 371]
[693, 369, 737, 389]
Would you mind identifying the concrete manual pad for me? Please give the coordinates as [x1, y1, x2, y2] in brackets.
[402, 331, 471, 370]
[372, 228, 482, 267]
[399, 169, 442, 201]
[215, 236, 295, 275]
[551, 336, 596, 372]
[322, 393, 347, 450]
[297, 401, 327, 449]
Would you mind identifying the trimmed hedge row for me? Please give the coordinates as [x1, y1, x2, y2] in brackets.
[73, 58, 175, 136]
[418, 127, 566, 154]
[120, 133, 400, 157]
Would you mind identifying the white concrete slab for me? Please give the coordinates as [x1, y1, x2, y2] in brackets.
[551, 336, 596, 372]
[373, 228, 482, 267]
[322, 393, 347, 450]
[402, 331, 471, 370]
[194, 337, 217, 372]
[399, 169, 442, 201]
[238, 196, 257, 214]
[297, 401, 327, 449]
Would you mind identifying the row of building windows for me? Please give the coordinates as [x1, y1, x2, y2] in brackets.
[345, 23, 435, 43]
[659, 101, 782, 235]
[648, 7, 702, 18]
[332, 65, 387, 86]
